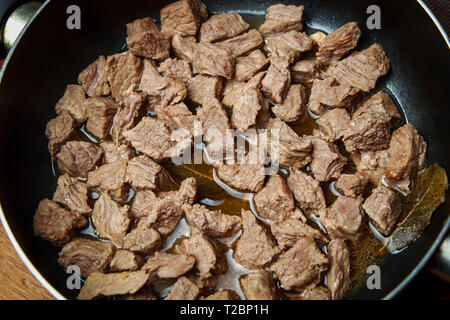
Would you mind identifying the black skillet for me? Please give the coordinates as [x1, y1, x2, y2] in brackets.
[0, 0, 448, 300]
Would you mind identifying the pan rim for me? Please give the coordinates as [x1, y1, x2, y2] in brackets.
[0, 0, 448, 301]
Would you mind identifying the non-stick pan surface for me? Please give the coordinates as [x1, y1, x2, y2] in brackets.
[0, 0, 449, 299]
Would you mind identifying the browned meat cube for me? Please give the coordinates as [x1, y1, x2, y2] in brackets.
[222, 79, 245, 109]
[192, 42, 235, 79]
[58, 237, 115, 278]
[287, 169, 326, 212]
[319, 196, 364, 240]
[117, 286, 158, 300]
[240, 270, 279, 300]
[327, 43, 390, 92]
[234, 210, 281, 269]
[160, 0, 207, 38]
[78, 55, 111, 97]
[216, 29, 264, 58]
[354, 91, 401, 124]
[165, 276, 199, 300]
[316, 108, 351, 142]
[144, 251, 195, 279]
[171, 34, 197, 61]
[272, 84, 308, 123]
[100, 141, 133, 164]
[88, 159, 127, 191]
[126, 17, 170, 61]
[308, 77, 359, 116]
[316, 22, 361, 65]
[234, 50, 268, 82]
[158, 57, 193, 84]
[33, 199, 88, 246]
[254, 175, 295, 221]
[183, 203, 242, 238]
[363, 185, 402, 236]
[266, 117, 312, 169]
[53, 174, 91, 215]
[123, 221, 161, 255]
[45, 111, 75, 159]
[129, 190, 158, 219]
[385, 124, 426, 193]
[200, 12, 249, 42]
[106, 51, 143, 98]
[309, 137, 347, 182]
[269, 237, 328, 291]
[325, 239, 351, 300]
[202, 289, 240, 300]
[55, 84, 87, 124]
[300, 285, 331, 300]
[85, 97, 118, 139]
[291, 58, 320, 83]
[92, 192, 131, 247]
[146, 198, 184, 236]
[155, 103, 198, 136]
[111, 87, 145, 145]
[109, 250, 144, 272]
[259, 4, 304, 35]
[335, 173, 368, 197]
[178, 233, 218, 277]
[57, 141, 103, 178]
[126, 155, 169, 191]
[271, 218, 329, 249]
[261, 57, 291, 104]
[77, 270, 150, 300]
[351, 149, 389, 186]
[187, 74, 223, 107]
[310, 31, 327, 46]
[265, 31, 314, 63]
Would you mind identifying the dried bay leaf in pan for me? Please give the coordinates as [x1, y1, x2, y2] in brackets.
[377, 164, 448, 255]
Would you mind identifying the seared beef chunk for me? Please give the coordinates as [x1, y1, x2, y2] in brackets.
[58, 237, 115, 278]
[363, 185, 401, 236]
[126, 17, 170, 61]
[85, 97, 118, 139]
[259, 4, 304, 35]
[34, 199, 88, 246]
[235, 50, 268, 82]
[319, 196, 364, 240]
[300, 285, 331, 300]
[202, 289, 240, 300]
[308, 77, 359, 116]
[179, 233, 218, 277]
[144, 252, 195, 278]
[271, 218, 328, 249]
[291, 58, 320, 83]
[171, 34, 197, 61]
[117, 285, 158, 300]
[109, 250, 144, 272]
[351, 149, 389, 185]
[187, 74, 223, 107]
[385, 124, 426, 193]
[327, 43, 390, 92]
[78, 56, 111, 97]
[316, 22, 361, 65]
[272, 84, 308, 123]
[111, 86, 145, 144]
[55, 84, 87, 124]
[308, 137, 347, 182]
[264, 31, 314, 63]
[287, 169, 326, 212]
[123, 221, 161, 255]
[165, 276, 200, 300]
[234, 210, 281, 269]
[46, 112, 75, 159]
[158, 58, 193, 84]
[87, 160, 128, 203]
[240, 270, 279, 300]
[175, 177, 198, 206]
[160, 0, 207, 38]
[216, 29, 264, 58]
[316, 108, 351, 142]
[155, 103, 198, 136]
[100, 141, 133, 164]
[57, 141, 103, 178]
[126, 155, 169, 190]
[261, 57, 291, 104]
[269, 237, 328, 291]
[78, 270, 150, 300]
[145, 198, 184, 236]
[254, 175, 295, 221]
[222, 80, 245, 109]
[335, 173, 368, 197]
[106, 51, 143, 98]
[353, 91, 401, 124]
[53, 174, 91, 215]
[310, 31, 327, 46]
[130, 190, 158, 219]
[192, 42, 235, 79]
[183, 204, 242, 238]
[326, 239, 351, 300]
[200, 13, 250, 42]
[92, 193, 131, 247]
[267, 117, 312, 169]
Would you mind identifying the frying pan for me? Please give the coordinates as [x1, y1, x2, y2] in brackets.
[0, 0, 448, 300]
